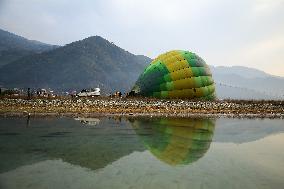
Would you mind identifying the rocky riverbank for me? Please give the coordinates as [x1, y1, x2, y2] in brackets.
[0, 97, 284, 118]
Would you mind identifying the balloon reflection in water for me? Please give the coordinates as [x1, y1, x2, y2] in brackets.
[130, 117, 215, 165]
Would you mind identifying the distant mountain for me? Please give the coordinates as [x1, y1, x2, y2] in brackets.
[0, 36, 151, 94]
[211, 66, 284, 100]
[210, 66, 270, 79]
[215, 83, 280, 100]
[0, 29, 58, 67]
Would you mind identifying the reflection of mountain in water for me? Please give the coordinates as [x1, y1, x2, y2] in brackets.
[0, 117, 145, 173]
[130, 118, 215, 165]
[214, 118, 284, 143]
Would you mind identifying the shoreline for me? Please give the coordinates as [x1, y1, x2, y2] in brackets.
[1, 112, 284, 119]
[1, 97, 284, 119]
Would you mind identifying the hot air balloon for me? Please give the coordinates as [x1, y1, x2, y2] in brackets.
[131, 117, 215, 165]
[131, 50, 215, 99]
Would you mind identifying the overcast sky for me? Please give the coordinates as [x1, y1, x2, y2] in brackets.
[0, 0, 283, 76]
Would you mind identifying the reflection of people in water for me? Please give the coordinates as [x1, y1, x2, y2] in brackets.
[26, 113, 31, 127]
[112, 116, 122, 124]
[130, 117, 215, 165]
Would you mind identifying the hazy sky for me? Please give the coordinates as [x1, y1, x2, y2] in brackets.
[0, 0, 284, 76]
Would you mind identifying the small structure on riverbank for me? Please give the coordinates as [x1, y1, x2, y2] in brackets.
[75, 88, 101, 97]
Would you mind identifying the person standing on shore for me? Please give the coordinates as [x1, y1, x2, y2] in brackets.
[27, 88, 31, 100]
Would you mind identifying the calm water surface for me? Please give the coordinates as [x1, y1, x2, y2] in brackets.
[0, 116, 284, 189]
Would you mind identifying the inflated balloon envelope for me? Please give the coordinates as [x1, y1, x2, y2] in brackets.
[130, 118, 215, 165]
[131, 50, 215, 99]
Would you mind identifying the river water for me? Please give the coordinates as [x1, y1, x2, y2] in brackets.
[0, 116, 284, 189]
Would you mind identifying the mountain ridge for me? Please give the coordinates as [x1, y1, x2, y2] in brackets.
[0, 35, 151, 94]
[211, 67, 284, 99]
[0, 28, 58, 67]
[210, 65, 272, 79]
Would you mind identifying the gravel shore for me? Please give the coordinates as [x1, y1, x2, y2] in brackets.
[0, 97, 284, 118]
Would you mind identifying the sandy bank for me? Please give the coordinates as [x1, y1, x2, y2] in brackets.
[0, 97, 283, 118]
